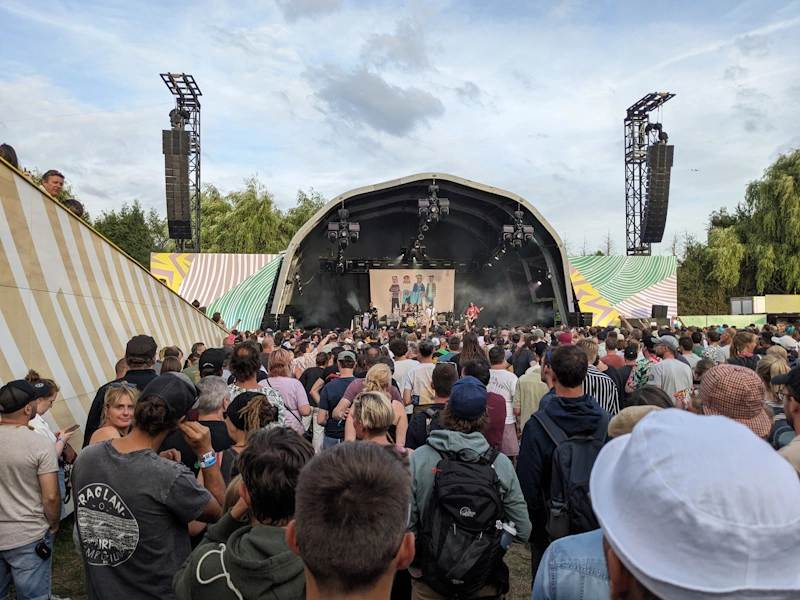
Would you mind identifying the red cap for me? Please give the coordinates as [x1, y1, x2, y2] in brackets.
[557, 332, 573, 345]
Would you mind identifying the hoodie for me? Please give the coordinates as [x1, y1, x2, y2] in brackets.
[173, 512, 305, 600]
[407, 429, 532, 543]
[516, 394, 607, 555]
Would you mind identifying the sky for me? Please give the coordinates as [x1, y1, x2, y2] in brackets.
[1, 0, 799, 255]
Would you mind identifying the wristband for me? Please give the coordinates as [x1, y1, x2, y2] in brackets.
[56, 437, 65, 444]
[197, 451, 217, 469]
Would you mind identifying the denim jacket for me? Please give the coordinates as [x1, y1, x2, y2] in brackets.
[532, 529, 610, 600]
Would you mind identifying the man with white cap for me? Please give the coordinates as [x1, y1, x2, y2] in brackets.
[590, 409, 800, 599]
[645, 335, 692, 406]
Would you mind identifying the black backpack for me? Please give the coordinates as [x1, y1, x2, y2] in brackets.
[533, 410, 608, 540]
[417, 446, 509, 598]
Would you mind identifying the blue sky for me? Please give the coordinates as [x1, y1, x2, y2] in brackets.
[1, 0, 799, 254]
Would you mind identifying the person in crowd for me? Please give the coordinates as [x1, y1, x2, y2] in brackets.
[576, 338, 620, 415]
[443, 330, 484, 375]
[115, 356, 130, 380]
[265, 348, 311, 436]
[591, 409, 800, 599]
[487, 346, 519, 458]
[701, 329, 726, 364]
[26, 371, 72, 519]
[0, 142, 19, 168]
[287, 442, 415, 600]
[88, 382, 139, 444]
[339, 363, 408, 445]
[63, 198, 85, 217]
[718, 327, 736, 361]
[517, 344, 609, 575]
[174, 428, 313, 600]
[690, 330, 705, 356]
[599, 336, 624, 369]
[390, 337, 419, 420]
[161, 355, 183, 374]
[182, 352, 201, 382]
[198, 347, 225, 378]
[160, 376, 234, 475]
[774, 366, 800, 474]
[41, 169, 65, 196]
[514, 351, 550, 428]
[228, 341, 284, 422]
[260, 336, 274, 371]
[84, 334, 159, 447]
[0, 380, 62, 600]
[616, 343, 638, 407]
[317, 350, 357, 449]
[511, 334, 536, 376]
[629, 386, 674, 409]
[678, 336, 701, 369]
[757, 355, 793, 448]
[646, 335, 693, 407]
[350, 391, 409, 453]
[407, 376, 531, 598]
[405, 362, 458, 449]
[727, 331, 759, 370]
[699, 363, 772, 439]
[403, 339, 437, 416]
[222, 390, 282, 484]
[73, 374, 226, 600]
[437, 335, 461, 365]
[299, 351, 328, 453]
[462, 357, 506, 451]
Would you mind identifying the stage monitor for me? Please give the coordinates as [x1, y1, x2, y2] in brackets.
[369, 269, 455, 320]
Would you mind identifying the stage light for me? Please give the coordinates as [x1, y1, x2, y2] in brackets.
[418, 199, 429, 218]
[421, 222, 429, 232]
[327, 222, 338, 243]
[502, 225, 514, 243]
[348, 222, 360, 243]
[169, 108, 190, 130]
[338, 208, 350, 220]
[537, 280, 542, 285]
[523, 226, 535, 242]
[439, 198, 450, 217]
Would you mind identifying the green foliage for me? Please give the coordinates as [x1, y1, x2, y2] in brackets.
[677, 235, 729, 315]
[93, 200, 171, 268]
[200, 177, 325, 253]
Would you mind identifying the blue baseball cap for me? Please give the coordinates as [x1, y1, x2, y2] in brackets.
[449, 376, 488, 421]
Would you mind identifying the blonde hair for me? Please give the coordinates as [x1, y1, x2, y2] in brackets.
[239, 394, 279, 432]
[99, 383, 140, 428]
[575, 338, 599, 364]
[756, 355, 789, 396]
[767, 345, 788, 361]
[267, 348, 292, 378]
[352, 392, 395, 436]
[223, 474, 245, 514]
[730, 332, 755, 358]
[363, 364, 392, 393]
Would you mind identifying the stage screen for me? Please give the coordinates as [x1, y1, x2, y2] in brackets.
[369, 269, 455, 319]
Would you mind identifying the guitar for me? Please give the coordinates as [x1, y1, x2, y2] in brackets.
[465, 307, 484, 324]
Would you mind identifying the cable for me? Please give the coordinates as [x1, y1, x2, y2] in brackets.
[0, 102, 174, 125]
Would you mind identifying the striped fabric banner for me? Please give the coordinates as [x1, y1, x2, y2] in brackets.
[150, 252, 279, 307]
[0, 159, 226, 447]
[207, 256, 284, 332]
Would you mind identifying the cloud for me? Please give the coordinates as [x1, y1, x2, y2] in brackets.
[734, 33, 770, 57]
[454, 81, 483, 107]
[733, 86, 773, 132]
[207, 25, 255, 53]
[723, 65, 748, 80]
[307, 66, 445, 136]
[275, 0, 342, 22]
[361, 19, 430, 71]
[512, 69, 537, 91]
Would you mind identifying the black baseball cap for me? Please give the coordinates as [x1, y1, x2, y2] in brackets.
[771, 366, 800, 392]
[0, 380, 50, 413]
[199, 348, 224, 372]
[139, 373, 198, 419]
[624, 345, 638, 360]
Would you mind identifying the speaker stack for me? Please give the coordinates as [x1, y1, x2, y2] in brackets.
[162, 130, 192, 239]
[642, 144, 674, 243]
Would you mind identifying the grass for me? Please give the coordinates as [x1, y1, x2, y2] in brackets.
[35, 516, 531, 600]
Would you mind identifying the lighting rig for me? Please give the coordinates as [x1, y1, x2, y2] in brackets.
[501, 210, 535, 249]
[325, 207, 360, 274]
[417, 182, 450, 233]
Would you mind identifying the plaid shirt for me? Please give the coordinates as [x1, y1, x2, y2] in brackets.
[626, 356, 661, 390]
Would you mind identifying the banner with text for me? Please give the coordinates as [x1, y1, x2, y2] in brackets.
[369, 269, 455, 318]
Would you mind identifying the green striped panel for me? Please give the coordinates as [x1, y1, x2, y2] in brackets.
[207, 255, 283, 331]
[568, 256, 677, 305]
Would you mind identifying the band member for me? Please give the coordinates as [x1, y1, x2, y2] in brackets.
[426, 274, 437, 308]
[465, 302, 482, 330]
[368, 301, 378, 329]
[389, 276, 401, 312]
[402, 300, 415, 326]
[412, 274, 425, 306]
[425, 303, 436, 331]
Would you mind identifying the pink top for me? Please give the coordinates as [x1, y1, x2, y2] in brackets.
[262, 376, 309, 433]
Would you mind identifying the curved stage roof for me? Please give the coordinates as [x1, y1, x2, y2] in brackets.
[272, 173, 576, 328]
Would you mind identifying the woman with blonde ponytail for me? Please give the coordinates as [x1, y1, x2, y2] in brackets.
[335, 363, 408, 445]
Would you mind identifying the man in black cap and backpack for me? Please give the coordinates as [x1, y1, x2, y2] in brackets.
[73, 373, 226, 600]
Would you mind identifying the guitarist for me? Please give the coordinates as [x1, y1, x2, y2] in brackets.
[465, 302, 483, 330]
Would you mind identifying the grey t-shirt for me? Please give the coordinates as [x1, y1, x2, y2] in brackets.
[73, 441, 211, 600]
[647, 359, 694, 404]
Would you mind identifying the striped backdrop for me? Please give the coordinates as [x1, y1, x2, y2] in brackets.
[207, 256, 283, 332]
[0, 159, 226, 447]
[150, 252, 279, 307]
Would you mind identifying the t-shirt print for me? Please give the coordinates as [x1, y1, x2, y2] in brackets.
[77, 483, 139, 566]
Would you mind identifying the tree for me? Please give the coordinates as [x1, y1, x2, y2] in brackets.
[561, 230, 574, 256]
[598, 229, 616, 256]
[200, 177, 325, 253]
[580, 235, 589, 256]
[93, 200, 169, 268]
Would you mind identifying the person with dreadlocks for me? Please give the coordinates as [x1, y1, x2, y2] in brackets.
[221, 391, 282, 485]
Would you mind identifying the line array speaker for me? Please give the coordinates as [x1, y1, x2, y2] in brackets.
[163, 130, 192, 239]
[642, 144, 674, 243]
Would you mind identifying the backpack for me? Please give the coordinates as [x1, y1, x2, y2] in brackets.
[533, 410, 608, 541]
[417, 446, 509, 598]
[423, 407, 443, 437]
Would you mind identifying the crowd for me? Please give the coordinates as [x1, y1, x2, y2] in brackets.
[3, 315, 800, 600]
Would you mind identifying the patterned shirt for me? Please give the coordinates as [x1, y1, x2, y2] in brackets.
[626, 356, 661, 391]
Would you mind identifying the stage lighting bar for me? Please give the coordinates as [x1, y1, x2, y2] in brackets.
[327, 208, 359, 249]
[501, 211, 536, 250]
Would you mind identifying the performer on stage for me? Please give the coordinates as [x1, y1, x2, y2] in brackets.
[465, 302, 482, 330]
[424, 303, 436, 332]
[368, 301, 378, 329]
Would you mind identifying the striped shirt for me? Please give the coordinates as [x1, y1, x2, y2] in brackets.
[583, 365, 620, 415]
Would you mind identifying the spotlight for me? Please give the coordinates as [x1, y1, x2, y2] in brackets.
[421, 222, 429, 232]
[418, 199, 430, 218]
[523, 226, 535, 243]
[502, 225, 514, 243]
[169, 107, 190, 130]
[439, 198, 450, 217]
[327, 223, 338, 243]
[348, 222, 360, 243]
[537, 280, 542, 285]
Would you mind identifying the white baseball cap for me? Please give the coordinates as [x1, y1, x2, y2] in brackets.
[590, 409, 800, 599]
[772, 335, 797, 350]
